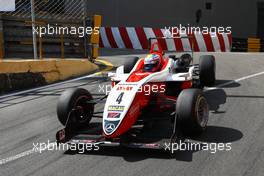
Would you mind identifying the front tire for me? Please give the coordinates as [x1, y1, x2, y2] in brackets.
[176, 89, 209, 136]
[57, 88, 94, 128]
[199, 55, 216, 86]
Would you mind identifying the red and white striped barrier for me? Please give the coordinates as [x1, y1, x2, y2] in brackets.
[99, 27, 232, 52]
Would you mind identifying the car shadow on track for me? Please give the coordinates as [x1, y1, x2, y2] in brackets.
[174, 126, 243, 162]
[204, 88, 227, 113]
[64, 125, 243, 162]
[65, 145, 174, 161]
[0, 77, 109, 109]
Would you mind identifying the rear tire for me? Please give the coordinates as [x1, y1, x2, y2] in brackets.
[124, 57, 139, 73]
[199, 55, 216, 86]
[176, 89, 209, 136]
[57, 88, 94, 128]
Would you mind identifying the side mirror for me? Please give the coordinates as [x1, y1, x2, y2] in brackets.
[169, 55, 177, 61]
[116, 65, 124, 74]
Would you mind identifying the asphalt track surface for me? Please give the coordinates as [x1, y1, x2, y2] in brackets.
[1, 51, 264, 176]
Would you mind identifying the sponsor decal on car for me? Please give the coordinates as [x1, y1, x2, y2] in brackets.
[116, 86, 133, 91]
[108, 105, 125, 112]
[104, 120, 120, 134]
[105, 123, 116, 133]
[107, 112, 121, 118]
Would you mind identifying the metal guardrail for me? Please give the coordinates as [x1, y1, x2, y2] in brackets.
[232, 38, 264, 52]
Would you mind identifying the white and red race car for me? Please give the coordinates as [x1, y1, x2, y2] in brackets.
[56, 39, 216, 151]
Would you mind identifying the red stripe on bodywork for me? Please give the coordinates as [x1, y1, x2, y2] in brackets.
[104, 91, 150, 138]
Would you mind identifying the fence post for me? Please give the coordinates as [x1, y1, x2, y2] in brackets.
[83, 0, 88, 58]
[39, 34, 43, 59]
[30, 0, 38, 59]
[61, 33, 64, 59]
[0, 16, 4, 59]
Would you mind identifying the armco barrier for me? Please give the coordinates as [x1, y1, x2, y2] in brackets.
[262, 39, 264, 52]
[232, 38, 264, 52]
[0, 59, 98, 94]
[99, 27, 232, 52]
[248, 38, 261, 52]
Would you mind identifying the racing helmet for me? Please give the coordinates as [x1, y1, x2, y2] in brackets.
[144, 54, 161, 72]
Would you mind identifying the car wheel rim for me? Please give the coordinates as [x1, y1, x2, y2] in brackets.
[195, 96, 209, 128]
[74, 95, 93, 123]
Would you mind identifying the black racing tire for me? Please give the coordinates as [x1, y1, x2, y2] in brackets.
[176, 89, 209, 136]
[199, 55, 216, 86]
[124, 57, 139, 73]
[57, 88, 94, 127]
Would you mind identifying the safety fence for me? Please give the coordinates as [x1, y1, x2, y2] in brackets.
[232, 38, 264, 52]
[0, 0, 101, 60]
[1, 0, 86, 21]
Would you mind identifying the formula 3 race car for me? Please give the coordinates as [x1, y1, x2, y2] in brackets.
[56, 39, 216, 153]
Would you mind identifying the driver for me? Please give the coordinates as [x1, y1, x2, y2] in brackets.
[143, 54, 162, 72]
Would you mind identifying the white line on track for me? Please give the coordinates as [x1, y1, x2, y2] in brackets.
[0, 142, 57, 165]
[1, 70, 264, 166]
[0, 149, 35, 165]
[205, 71, 264, 91]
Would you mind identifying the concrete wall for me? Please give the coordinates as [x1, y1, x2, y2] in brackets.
[86, 0, 264, 38]
[0, 59, 98, 94]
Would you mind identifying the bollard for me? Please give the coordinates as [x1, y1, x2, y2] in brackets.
[90, 15, 102, 60]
